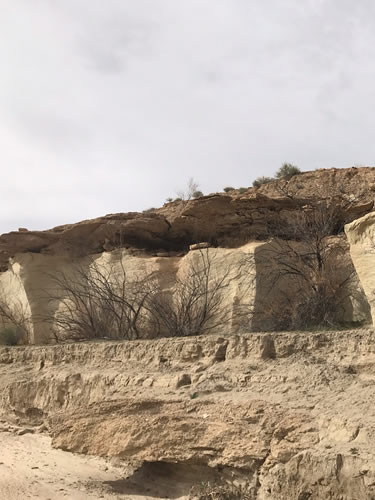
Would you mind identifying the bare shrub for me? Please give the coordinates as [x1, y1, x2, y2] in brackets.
[252, 176, 274, 188]
[192, 190, 204, 198]
[147, 249, 236, 337]
[177, 177, 202, 201]
[45, 250, 242, 341]
[0, 327, 24, 346]
[0, 289, 32, 344]
[260, 201, 357, 330]
[275, 162, 301, 179]
[45, 245, 254, 341]
[190, 481, 254, 500]
[46, 261, 157, 342]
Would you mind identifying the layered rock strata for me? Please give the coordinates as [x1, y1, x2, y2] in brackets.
[1, 167, 374, 271]
[1, 330, 375, 499]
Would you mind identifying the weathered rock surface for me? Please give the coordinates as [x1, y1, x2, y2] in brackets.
[0, 166, 373, 344]
[1, 239, 369, 343]
[1, 167, 374, 272]
[1, 330, 375, 498]
[346, 212, 375, 324]
[0, 245, 257, 343]
[2, 167, 375, 497]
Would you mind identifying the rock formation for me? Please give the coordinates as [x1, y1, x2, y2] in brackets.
[0, 238, 370, 344]
[1, 166, 375, 498]
[1, 167, 374, 343]
[1, 330, 375, 499]
[1, 167, 374, 271]
[346, 212, 375, 323]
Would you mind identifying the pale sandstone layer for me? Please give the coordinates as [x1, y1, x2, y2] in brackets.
[346, 212, 375, 324]
[0, 245, 257, 343]
[0, 240, 369, 343]
[1, 166, 374, 343]
[1, 329, 375, 499]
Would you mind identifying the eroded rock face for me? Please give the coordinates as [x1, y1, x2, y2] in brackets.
[0, 238, 370, 343]
[0, 245, 257, 343]
[1, 167, 375, 498]
[346, 212, 375, 323]
[0, 167, 373, 344]
[1, 167, 374, 272]
[1, 330, 375, 499]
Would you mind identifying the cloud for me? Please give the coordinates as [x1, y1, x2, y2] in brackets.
[0, 0, 375, 233]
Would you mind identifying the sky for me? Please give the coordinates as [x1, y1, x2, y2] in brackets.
[1, 0, 375, 233]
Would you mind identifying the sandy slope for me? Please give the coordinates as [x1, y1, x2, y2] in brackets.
[0, 430, 185, 500]
[0, 431, 121, 499]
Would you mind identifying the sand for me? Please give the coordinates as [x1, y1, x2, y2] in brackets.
[0, 430, 185, 500]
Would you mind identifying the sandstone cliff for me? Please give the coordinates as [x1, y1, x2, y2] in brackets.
[2, 167, 375, 498]
[1, 167, 374, 269]
[346, 212, 375, 324]
[1, 167, 374, 344]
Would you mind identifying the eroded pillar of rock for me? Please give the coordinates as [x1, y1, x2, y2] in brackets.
[345, 212, 375, 324]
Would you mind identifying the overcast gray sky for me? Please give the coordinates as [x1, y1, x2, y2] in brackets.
[1, 0, 375, 233]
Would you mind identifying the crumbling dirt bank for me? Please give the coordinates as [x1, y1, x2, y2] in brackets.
[1, 330, 375, 499]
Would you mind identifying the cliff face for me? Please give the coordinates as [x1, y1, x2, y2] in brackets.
[346, 212, 375, 323]
[1, 167, 374, 269]
[1, 330, 375, 499]
[1, 167, 375, 344]
[2, 167, 375, 498]
[0, 241, 370, 344]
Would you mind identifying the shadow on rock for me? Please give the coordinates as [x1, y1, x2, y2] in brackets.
[104, 461, 225, 499]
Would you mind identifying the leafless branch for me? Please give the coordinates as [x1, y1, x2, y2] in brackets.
[44, 261, 157, 342]
[0, 287, 32, 344]
[147, 249, 237, 337]
[259, 201, 359, 329]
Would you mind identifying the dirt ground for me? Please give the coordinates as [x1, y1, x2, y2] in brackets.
[0, 431, 190, 500]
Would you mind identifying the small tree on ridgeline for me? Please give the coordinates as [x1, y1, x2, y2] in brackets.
[275, 163, 301, 180]
[176, 177, 203, 201]
[252, 176, 274, 188]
